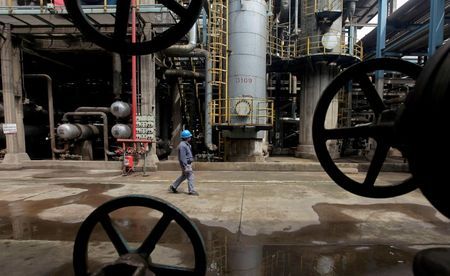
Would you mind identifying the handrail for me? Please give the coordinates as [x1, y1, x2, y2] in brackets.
[267, 31, 364, 60]
[210, 97, 274, 127]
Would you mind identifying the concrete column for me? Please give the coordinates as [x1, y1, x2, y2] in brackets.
[139, 53, 158, 169]
[169, 80, 182, 159]
[296, 62, 339, 159]
[1, 24, 30, 165]
[223, 129, 266, 162]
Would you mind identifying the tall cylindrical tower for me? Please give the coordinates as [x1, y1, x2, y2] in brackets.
[223, 0, 270, 161]
[296, 0, 343, 158]
[228, 0, 267, 105]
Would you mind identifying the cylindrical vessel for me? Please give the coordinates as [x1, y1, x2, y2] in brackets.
[57, 123, 81, 140]
[228, 0, 267, 125]
[111, 124, 131, 139]
[110, 101, 131, 118]
[300, 0, 343, 54]
[57, 123, 99, 140]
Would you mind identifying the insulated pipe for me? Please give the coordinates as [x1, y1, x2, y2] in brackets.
[164, 48, 213, 149]
[112, 53, 122, 99]
[62, 112, 109, 161]
[75, 107, 111, 113]
[294, 0, 299, 34]
[164, 69, 205, 79]
[202, 9, 208, 45]
[162, 23, 198, 55]
[57, 123, 100, 140]
[24, 74, 63, 159]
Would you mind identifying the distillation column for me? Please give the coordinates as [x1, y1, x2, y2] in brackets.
[224, 0, 269, 161]
[295, 0, 342, 159]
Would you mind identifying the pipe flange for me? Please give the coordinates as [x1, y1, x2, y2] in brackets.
[235, 99, 252, 117]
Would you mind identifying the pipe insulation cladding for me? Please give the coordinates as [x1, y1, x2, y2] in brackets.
[56, 123, 99, 140]
[111, 124, 132, 139]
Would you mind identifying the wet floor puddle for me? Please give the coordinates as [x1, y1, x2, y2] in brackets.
[0, 183, 447, 275]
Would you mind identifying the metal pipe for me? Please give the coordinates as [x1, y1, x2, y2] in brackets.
[75, 107, 111, 113]
[164, 69, 205, 79]
[294, 0, 299, 34]
[131, 0, 137, 140]
[162, 23, 198, 55]
[204, 53, 213, 150]
[62, 112, 110, 161]
[24, 74, 62, 159]
[164, 48, 213, 149]
[202, 9, 208, 46]
[112, 53, 122, 99]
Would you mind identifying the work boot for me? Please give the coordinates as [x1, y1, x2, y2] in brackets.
[188, 191, 199, 196]
[168, 185, 178, 193]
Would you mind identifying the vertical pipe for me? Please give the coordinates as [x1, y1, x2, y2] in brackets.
[294, 0, 299, 34]
[288, 0, 291, 56]
[24, 74, 55, 159]
[348, 26, 355, 56]
[112, 53, 122, 99]
[375, 0, 387, 97]
[375, 0, 387, 59]
[202, 8, 208, 46]
[292, 75, 297, 118]
[204, 54, 213, 149]
[131, 0, 137, 140]
[428, 0, 444, 56]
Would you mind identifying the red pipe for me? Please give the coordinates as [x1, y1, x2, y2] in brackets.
[131, 0, 137, 140]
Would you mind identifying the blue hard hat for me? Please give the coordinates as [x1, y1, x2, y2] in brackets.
[181, 130, 192, 139]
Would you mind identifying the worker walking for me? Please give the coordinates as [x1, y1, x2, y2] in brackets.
[169, 130, 199, 196]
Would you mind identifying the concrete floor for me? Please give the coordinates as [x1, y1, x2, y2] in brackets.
[0, 167, 449, 275]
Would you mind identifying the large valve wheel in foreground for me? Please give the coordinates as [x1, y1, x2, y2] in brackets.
[403, 43, 450, 219]
[64, 0, 203, 55]
[73, 195, 206, 276]
[312, 58, 422, 198]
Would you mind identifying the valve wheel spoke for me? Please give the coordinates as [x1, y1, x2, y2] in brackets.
[312, 58, 422, 198]
[100, 214, 130, 256]
[73, 195, 206, 276]
[64, 0, 203, 55]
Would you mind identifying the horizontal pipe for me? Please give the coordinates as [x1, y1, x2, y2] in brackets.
[62, 111, 109, 160]
[75, 106, 111, 113]
[164, 69, 205, 79]
[162, 23, 197, 55]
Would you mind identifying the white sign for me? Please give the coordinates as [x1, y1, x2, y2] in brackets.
[2, 123, 17, 134]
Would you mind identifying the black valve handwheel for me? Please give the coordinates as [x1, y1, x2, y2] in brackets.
[64, 0, 203, 55]
[312, 58, 422, 198]
[404, 43, 450, 218]
[73, 195, 206, 276]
